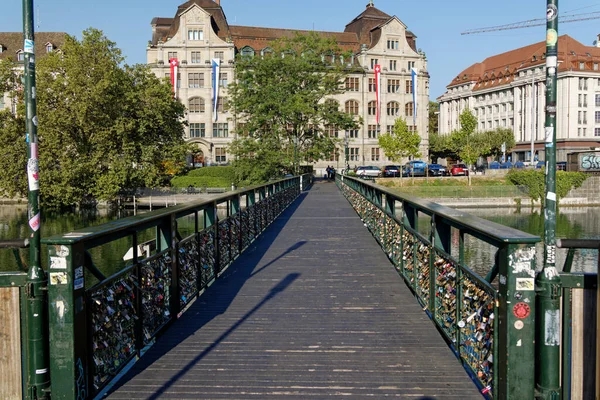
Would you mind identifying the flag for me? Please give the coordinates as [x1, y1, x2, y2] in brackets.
[374, 64, 381, 125]
[411, 67, 418, 125]
[169, 58, 178, 98]
[212, 58, 221, 122]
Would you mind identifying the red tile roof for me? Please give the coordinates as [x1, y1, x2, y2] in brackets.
[0, 32, 66, 61]
[448, 35, 600, 91]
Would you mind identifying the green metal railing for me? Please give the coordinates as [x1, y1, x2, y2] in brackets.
[337, 174, 541, 399]
[42, 175, 312, 399]
[557, 239, 599, 400]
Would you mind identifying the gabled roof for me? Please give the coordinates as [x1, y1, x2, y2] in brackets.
[344, 3, 392, 46]
[448, 35, 600, 91]
[0, 32, 66, 61]
[151, 0, 230, 45]
[229, 26, 360, 52]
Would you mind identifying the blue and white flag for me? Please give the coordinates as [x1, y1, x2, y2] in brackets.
[212, 58, 221, 122]
[411, 67, 417, 125]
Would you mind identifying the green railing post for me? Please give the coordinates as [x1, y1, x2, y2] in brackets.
[232, 194, 241, 254]
[22, 0, 50, 398]
[497, 244, 537, 399]
[47, 243, 89, 399]
[537, 0, 562, 398]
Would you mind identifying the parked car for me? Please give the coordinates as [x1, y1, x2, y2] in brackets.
[514, 161, 526, 169]
[489, 161, 501, 170]
[557, 161, 567, 171]
[450, 163, 469, 176]
[403, 160, 428, 177]
[535, 161, 545, 169]
[427, 164, 447, 176]
[355, 166, 382, 177]
[500, 162, 513, 169]
[383, 165, 401, 177]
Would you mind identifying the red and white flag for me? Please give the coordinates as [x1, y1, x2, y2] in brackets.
[169, 58, 179, 98]
[374, 64, 381, 125]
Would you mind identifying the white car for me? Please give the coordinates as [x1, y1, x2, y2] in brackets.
[355, 166, 382, 177]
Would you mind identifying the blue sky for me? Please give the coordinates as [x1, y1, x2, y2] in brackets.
[2, 0, 599, 99]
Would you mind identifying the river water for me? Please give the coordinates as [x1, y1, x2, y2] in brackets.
[0, 204, 597, 276]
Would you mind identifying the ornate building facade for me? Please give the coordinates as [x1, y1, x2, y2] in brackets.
[147, 0, 429, 170]
[438, 35, 600, 163]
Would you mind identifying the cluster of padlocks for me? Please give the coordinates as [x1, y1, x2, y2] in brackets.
[340, 180, 495, 394]
[218, 220, 231, 269]
[178, 238, 200, 308]
[230, 214, 241, 260]
[140, 252, 172, 344]
[90, 272, 137, 390]
[199, 230, 216, 286]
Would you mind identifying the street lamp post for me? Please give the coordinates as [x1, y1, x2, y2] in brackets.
[536, 1, 561, 398]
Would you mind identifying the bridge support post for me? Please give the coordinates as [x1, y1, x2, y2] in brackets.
[496, 244, 538, 399]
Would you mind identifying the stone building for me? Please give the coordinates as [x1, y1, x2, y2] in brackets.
[438, 35, 600, 163]
[147, 0, 429, 170]
[0, 32, 65, 113]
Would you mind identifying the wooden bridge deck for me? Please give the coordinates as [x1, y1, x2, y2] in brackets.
[108, 180, 483, 399]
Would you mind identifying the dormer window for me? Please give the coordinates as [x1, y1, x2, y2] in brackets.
[45, 42, 54, 53]
[240, 46, 255, 58]
[0, 45, 4, 53]
[188, 30, 203, 41]
[17, 50, 24, 61]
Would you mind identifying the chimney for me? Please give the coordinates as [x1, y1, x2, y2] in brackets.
[597, 34, 600, 48]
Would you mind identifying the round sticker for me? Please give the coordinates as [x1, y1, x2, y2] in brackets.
[547, 4, 557, 21]
[513, 302, 531, 319]
[546, 29, 558, 46]
[514, 320, 524, 330]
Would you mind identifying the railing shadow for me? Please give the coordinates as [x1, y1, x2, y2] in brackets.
[105, 190, 311, 397]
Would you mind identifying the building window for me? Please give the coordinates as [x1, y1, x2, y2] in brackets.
[584, 111, 588, 124]
[387, 101, 400, 116]
[595, 128, 600, 136]
[346, 129, 358, 139]
[189, 97, 205, 113]
[261, 47, 274, 57]
[240, 46, 255, 58]
[370, 59, 378, 69]
[368, 125, 378, 139]
[188, 73, 204, 88]
[188, 30, 204, 41]
[407, 61, 415, 71]
[0, 45, 3, 53]
[46, 43, 53, 53]
[596, 94, 600, 107]
[368, 78, 376, 92]
[17, 51, 24, 61]
[327, 150, 339, 162]
[387, 79, 400, 93]
[594, 63, 599, 71]
[405, 102, 414, 117]
[584, 94, 588, 107]
[349, 147, 359, 161]
[346, 77, 359, 92]
[325, 125, 337, 137]
[345, 100, 359, 115]
[368, 101, 377, 116]
[596, 111, 600, 123]
[219, 73, 228, 87]
[578, 127, 582, 137]
[387, 40, 399, 50]
[191, 51, 201, 64]
[215, 148, 227, 163]
[216, 97, 228, 113]
[168, 51, 178, 61]
[579, 61, 585, 70]
[213, 123, 229, 138]
[386, 125, 394, 134]
[405, 80, 413, 94]
[214, 51, 224, 60]
[189, 123, 205, 138]
[371, 147, 380, 161]
[389, 60, 397, 71]
[579, 77, 588, 90]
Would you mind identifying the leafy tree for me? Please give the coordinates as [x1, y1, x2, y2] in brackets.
[0, 29, 189, 208]
[227, 32, 360, 184]
[428, 101, 439, 137]
[378, 117, 421, 178]
[428, 132, 454, 162]
[450, 109, 490, 185]
[482, 128, 516, 159]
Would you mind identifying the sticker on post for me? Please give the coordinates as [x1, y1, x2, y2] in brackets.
[545, 310, 560, 346]
[27, 158, 39, 191]
[29, 213, 40, 231]
[74, 278, 84, 291]
[55, 245, 69, 257]
[75, 266, 84, 279]
[50, 256, 67, 270]
[516, 277, 535, 291]
[545, 126, 554, 143]
[49, 272, 67, 285]
[24, 39, 34, 53]
[546, 29, 558, 46]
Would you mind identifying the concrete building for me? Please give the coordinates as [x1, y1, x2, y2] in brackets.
[0, 32, 65, 114]
[438, 35, 600, 163]
[147, 0, 429, 170]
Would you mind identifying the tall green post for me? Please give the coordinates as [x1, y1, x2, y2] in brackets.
[536, 0, 561, 398]
[23, 0, 50, 398]
[344, 132, 349, 171]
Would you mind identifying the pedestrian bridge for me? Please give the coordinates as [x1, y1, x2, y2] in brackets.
[1, 175, 598, 399]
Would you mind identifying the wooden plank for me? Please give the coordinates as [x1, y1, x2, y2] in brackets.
[0, 287, 22, 400]
[571, 288, 597, 400]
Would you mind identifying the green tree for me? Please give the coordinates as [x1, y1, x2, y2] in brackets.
[428, 132, 454, 162]
[378, 117, 421, 177]
[0, 29, 189, 208]
[482, 128, 516, 160]
[428, 101, 439, 137]
[227, 32, 360, 184]
[450, 109, 489, 185]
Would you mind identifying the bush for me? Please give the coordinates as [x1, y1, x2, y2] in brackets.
[507, 170, 588, 205]
[186, 166, 235, 180]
